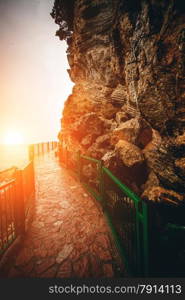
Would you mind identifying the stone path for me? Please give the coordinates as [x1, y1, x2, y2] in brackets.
[8, 153, 120, 277]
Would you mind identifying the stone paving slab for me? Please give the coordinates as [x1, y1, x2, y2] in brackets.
[8, 153, 121, 278]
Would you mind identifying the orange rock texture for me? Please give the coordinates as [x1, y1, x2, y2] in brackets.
[51, 1, 185, 209]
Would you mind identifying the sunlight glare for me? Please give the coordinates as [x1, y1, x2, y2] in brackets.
[4, 131, 24, 145]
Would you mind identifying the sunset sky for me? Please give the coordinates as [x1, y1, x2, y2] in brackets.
[0, 0, 73, 144]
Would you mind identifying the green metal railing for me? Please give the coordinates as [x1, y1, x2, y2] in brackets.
[59, 147, 149, 276]
[80, 155, 102, 202]
[59, 147, 185, 277]
[102, 166, 148, 277]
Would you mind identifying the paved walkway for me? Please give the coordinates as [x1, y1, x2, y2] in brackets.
[8, 153, 120, 277]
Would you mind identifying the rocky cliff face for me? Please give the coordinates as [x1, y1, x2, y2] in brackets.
[51, 0, 185, 208]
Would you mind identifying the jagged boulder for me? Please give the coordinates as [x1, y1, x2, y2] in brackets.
[102, 150, 118, 171]
[87, 134, 111, 159]
[111, 117, 152, 148]
[111, 118, 141, 145]
[115, 140, 144, 167]
[71, 112, 106, 141]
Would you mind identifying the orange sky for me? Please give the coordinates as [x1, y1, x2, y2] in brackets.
[0, 0, 73, 144]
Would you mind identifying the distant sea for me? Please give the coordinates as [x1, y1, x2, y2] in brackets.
[0, 144, 29, 171]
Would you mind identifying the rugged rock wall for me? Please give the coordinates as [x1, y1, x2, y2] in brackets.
[51, 0, 185, 208]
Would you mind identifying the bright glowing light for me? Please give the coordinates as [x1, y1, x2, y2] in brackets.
[4, 131, 24, 145]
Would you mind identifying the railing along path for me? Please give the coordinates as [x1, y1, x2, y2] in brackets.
[0, 141, 57, 258]
[59, 146, 185, 277]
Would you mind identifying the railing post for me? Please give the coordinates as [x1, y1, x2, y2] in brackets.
[47, 142, 50, 152]
[28, 144, 34, 161]
[30, 160, 35, 196]
[142, 201, 149, 277]
[135, 201, 141, 276]
[42, 143, 45, 155]
[135, 199, 149, 277]
[37, 143, 40, 156]
[15, 169, 25, 235]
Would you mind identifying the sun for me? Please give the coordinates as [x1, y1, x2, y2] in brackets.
[4, 131, 24, 145]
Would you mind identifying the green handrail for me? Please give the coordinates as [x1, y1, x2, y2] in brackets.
[102, 166, 148, 276]
[102, 167, 141, 203]
[81, 154, 100, 164]
[60, 148, 149, 277]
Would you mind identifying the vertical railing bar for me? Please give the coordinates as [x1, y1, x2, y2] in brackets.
[15, 169, 25, 236]
[7, 184, 12, 241]
[133, 201, 137, 265]
[4, 188, 9, 247]
[2, 189, 5, 248]
[142, 201, 149, 277]
[0, 143, 38, 256]
[10, 183, 14, 240]
[135, 201, 141, 276]
[2, 190, 5, 249]
[33, 144, 35, 157]
[32, 161, 34, 193]
[12, 177, 18, 237]
[4, 188, 8, 246]
[0, 191, 3, 251]
[12, 182, 16, 239]
[129, 197, 131, 268]
[42, 143, 44, 155]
